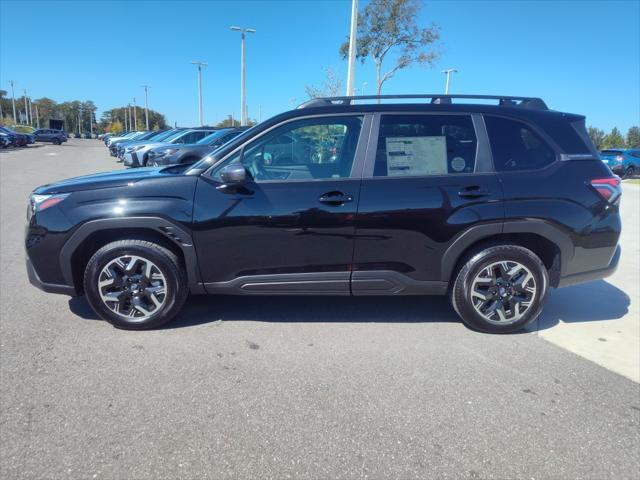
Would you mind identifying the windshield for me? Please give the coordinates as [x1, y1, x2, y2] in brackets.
[146, 130, 175, 142]
[196, 129, 232, 145]
[163, 130, 190, 143]
[600, 150, 623, 156]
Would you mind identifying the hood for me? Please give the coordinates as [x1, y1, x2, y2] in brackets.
[34, 167, 175, 194]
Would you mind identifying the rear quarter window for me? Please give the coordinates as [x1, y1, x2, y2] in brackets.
[484, 116, 557, 172]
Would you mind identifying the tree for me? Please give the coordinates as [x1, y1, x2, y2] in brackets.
[603, 127, 625, 149]
[339, 0, 440, 96]
[626, 126, 640, 148]
[305, 67, 343, 99]
[587, 126, 606, 150]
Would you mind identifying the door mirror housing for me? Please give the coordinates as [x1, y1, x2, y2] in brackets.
[219, 163, 247, 186]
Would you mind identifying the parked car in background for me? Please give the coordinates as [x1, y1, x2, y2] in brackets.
[114, 130, 174, 160]
[26, 133, 35, 144]
[0, 126, 28, 146]
[147, 127, 248, 166]
[123, 128, 216, 167]
[33, 129, 68, 145]
[0, 132, 10, 148]
[107, 132, 148, 155]
[108, 130, 155, 157]
[600, 149, 640, 178]
[106, 131, 138, 148]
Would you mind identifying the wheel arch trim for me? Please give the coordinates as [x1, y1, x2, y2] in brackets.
[440, 220, 574, 282]
[59, 217, 204, 294]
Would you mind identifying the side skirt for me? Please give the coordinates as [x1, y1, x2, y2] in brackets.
[202, 271, 448, 296]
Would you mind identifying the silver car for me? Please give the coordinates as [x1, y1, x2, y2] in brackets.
[123, 128, 216, 167]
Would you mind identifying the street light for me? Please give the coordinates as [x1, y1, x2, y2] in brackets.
[141, 85, 150, 130]
[191, 61, 208, 126]
[8, 80, 17, 124]
[345, 0, 359, 96]
[442, 68, 458, 95]
[133, 97, 137, 130]
[230, 26, 255, 126]
[23, 89, 29, 124]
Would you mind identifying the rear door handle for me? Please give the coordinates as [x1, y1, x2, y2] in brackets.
[458, 186, 491, 198]
[319, 191, 354, 205]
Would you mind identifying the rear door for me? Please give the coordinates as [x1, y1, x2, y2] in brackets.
[352, 113, 503, 293]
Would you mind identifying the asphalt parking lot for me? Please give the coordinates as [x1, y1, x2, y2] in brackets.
[1, 140, 639, 479]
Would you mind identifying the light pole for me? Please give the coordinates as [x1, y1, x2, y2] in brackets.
[345, 0, 359, 96]
[230, 26, 255, 126]
[123, 107, 127, 131]
[133, 97, 137, 130]
[23, 90, 29, 124]
[35, 104, 39, 128]
[128, 103, 132, 131]
[28, 97, 33, 126]
[191, 61, 207, 126]
[442, 68, 458, 95]
[141, 85, 150, 129]
[359, 81, 368, 95]
[89, 106, 93, 137]
[9, 80, 17, 124]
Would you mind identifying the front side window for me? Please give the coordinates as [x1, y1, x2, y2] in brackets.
[374, 115, 477, 177]
[213, 116, 363, 182]
[485, 116, 556, 171]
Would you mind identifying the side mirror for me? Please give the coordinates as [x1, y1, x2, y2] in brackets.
[219, 163, 247, 186]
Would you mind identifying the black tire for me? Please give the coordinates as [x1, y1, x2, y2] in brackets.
[53, 138, 61, 145]
[624, 167, 634, 179]
[450, 244, 549, 333]
[83, 240, 188, 330]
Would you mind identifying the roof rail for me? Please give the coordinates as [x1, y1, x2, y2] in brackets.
[297, 94, 548, 110]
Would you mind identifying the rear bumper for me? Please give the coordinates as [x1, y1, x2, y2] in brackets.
[557, 244, 621, 288]
[26, 257, 78, 296]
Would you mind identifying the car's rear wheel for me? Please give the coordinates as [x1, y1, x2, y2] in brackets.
[83, 240, 188, 329]
[451, 244, 548, 333]
[53, 138, 61, 145]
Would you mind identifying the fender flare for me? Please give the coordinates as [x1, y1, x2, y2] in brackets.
[59, 217, 204, 294]
[440, 220, 574, 282]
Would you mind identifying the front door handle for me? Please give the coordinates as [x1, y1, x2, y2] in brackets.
[319, 191, 354, 205]
[458, 186, 491, 198]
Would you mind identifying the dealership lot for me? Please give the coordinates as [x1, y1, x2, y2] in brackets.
[1, 140, 639, 478]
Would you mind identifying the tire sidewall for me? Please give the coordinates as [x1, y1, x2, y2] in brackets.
[454, 246, 548, 333]
[84, 243, 184, 329]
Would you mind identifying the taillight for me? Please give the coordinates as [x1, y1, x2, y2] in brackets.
[590, 177, 621, 202]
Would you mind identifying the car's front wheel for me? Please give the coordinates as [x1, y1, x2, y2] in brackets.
[624, 166, 635, 179]
[83, 240, 188, 329]
[451, 244, 548, 333]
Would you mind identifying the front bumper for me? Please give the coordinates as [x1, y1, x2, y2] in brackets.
[557, 244, 621, 288]
[26, 257, 78, 296]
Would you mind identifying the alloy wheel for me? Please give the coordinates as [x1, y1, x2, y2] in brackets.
[470, 261, 537, 325]
[98, 255, 167, 321]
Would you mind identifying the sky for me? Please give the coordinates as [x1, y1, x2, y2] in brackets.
[1, 0, 638, 131]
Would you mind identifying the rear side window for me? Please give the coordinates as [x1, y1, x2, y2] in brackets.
[374, 114, 477, 177]
[485, 116, 556, 172]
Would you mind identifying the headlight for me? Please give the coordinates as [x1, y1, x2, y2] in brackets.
[29, 193, 70, 213]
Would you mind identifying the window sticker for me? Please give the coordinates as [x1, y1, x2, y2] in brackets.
[385, 136, 448, 176]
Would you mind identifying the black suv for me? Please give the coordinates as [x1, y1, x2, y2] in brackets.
[25, 95, 622, 332]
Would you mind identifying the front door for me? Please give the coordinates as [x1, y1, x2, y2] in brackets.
[352, 113, 504, 294]
[192, 114, 370, 294]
